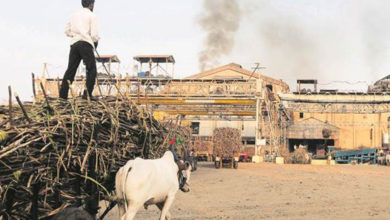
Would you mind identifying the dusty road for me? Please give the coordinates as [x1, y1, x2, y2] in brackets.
[102, 162, 390, 220]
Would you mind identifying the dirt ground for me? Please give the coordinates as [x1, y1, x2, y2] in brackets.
[102, 162, 390, 220]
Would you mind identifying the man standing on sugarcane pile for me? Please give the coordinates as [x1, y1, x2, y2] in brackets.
[59, 0, 99, 100]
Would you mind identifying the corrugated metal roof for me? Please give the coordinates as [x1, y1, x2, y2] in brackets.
[133, 55, 175, 63]
[96, 55, 120, 63]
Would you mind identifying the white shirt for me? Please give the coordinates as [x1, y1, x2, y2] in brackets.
[65, 8, 100, 47]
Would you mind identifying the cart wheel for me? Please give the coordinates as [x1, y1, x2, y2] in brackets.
[215, 161, 221, 169]
[233, 161, 238, 169]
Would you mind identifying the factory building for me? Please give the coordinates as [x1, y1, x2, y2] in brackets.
[280, 79, 390, 153]
[183, 63, 289, 150]
[33, 54, 390, 155]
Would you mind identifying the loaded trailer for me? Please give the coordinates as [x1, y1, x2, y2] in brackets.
[215, 155, 239, 169]
[192, 139, 214, 162]
[212, 128, 241, 169]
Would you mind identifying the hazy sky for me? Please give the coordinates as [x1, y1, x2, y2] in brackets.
[1, 0, 390, 101]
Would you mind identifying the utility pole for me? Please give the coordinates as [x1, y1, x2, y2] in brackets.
[248, 63, 266, 81]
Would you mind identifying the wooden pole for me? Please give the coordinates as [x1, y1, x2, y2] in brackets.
[172, 62, 175, 79]
[67, 80, 74, 99]
[56, 77, 61, 97]
[109, 59, 112, 75]
[137, 80, 141, 104]
[15, 94, 32, 124]
[96, 79, 103, 98]
[31, 73, 37, 99]
[40, 82, 53, 112]
[8, 86, 13, 126]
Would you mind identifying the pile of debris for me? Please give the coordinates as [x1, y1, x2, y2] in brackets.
[291, 148, 311, 164]
[278, 147, 311, 164]
[213, 128, 241, 158]
[0, 97, 187, 219]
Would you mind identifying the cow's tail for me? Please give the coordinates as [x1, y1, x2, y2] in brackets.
[120, 160, 134, 211]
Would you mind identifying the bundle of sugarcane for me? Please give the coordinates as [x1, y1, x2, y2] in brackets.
[193, 140, 213, 154]
[178, 126, 192, 156]
[212, 128, 241, 158]
[161, 122, 192, 158]
[291, 148, 311, 164]
[0, 97, 181, 219]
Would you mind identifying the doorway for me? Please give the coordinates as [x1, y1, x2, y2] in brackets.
[288, 139, 335, 154]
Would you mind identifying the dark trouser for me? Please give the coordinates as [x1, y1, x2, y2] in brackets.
[169, 145, 179, 162]
[59, 41, 97, 99]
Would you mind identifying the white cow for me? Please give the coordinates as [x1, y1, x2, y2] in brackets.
[115, 151, 192, 220]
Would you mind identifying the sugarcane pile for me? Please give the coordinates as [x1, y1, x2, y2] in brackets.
[193, 140, 213, 155]
[0, 97, 182, 219]
[213, 128, 241, 158]
[291, 148, 311, 164]
[161, 122, 192, 157]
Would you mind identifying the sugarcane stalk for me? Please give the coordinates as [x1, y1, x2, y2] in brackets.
[31, 73, 37, 100]
[8, 86, 13, 126]
[0, 96, 191, 219]
[14, 94, 32, 124]
[40, 82, 54, 113]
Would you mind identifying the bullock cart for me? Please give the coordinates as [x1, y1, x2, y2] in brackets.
[212, 128, 241, 169]
[192, 139, 213, 162]
[0, 97, 188, 219]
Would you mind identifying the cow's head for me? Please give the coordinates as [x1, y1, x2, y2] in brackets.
[178, 161, 192, 193]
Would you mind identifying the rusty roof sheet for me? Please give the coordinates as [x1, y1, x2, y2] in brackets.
[133, 55, 175, 64]
[96, 55, 120, 63]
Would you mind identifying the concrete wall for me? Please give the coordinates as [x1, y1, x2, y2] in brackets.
[280, 93, 390, 150]
[189, 120, 256, 138]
